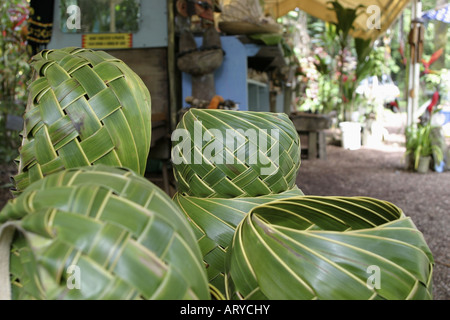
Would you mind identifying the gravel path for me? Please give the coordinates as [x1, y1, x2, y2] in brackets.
[297, 114, 449, 300]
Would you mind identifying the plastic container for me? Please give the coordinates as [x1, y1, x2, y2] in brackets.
[340, 122, 362, 150]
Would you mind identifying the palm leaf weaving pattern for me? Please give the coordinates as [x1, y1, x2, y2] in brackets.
[0, 43, 434, 302]
[13, 47, 152, 193]
[227, 196, 434, 300]
[173, 187, 304, 293]
[0, 166, 209, 300]
[172, 109, 301, 198]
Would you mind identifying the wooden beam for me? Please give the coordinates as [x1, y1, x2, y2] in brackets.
[167, 0, 178, 132]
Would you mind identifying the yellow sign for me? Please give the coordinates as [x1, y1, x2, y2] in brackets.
[82, 33, 132, 49]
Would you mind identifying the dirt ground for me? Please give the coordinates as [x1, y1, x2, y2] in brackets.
[0, 113, 448, 300]
[297, 113, 449, 300]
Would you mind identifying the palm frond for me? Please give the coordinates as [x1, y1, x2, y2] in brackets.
[227, 196, 434, 300]
[172, 109, 301, 198]
[13, 47, 152, 194]
[1, 166, 210, 300]
[174, 187, 304, 294]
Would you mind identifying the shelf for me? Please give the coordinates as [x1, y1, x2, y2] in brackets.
[248, 79, 270, 112]
[247, 79, 268, 88]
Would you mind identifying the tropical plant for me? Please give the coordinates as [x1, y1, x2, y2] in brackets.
[326, 1, 389, 121]
[340, 38, 387, 117]
[226, 196, 434, 300]
[12, 47, 152, 194]
[172, 108, 301, 198]
[328, 0, 364, 48]
[0, 165, 210, 300]
[327, 0, 365, 121]
[309, 20, 340, 58]
[0, 0, 30, 162]
[406, 123, 444, 170]
[298, 20, 340, 114]
[313, 46, 340, 114]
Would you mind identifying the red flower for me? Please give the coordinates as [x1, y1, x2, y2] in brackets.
[422, 48, 444, 74]
[427, 91, 439, 113]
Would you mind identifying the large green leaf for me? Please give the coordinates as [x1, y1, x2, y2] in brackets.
[13, 47, 152, 194]
[173, 186, 304, 294]
[227, 196, 434, 300]
[0, 165, 209, 300]
[328, 0, 365, 45]
[172, 109, 301, 198]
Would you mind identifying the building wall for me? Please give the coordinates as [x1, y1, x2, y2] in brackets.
[47, 0, 170, 117]
[105, 48, 169, 115]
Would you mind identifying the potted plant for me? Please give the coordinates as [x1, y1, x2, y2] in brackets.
[406, 124, 444, 173]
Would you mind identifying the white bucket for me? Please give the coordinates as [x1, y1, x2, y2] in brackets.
[340, 121, 361, 150]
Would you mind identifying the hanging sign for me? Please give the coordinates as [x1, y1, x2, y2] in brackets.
[82, 33, 133, 49]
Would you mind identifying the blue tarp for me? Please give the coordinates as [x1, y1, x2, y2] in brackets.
[422, 4, 450, 23]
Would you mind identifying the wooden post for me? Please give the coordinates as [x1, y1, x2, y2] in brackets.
[407, 0, 422, 128]
[168, 0, 178, 131]
[110, 0, 116, 32]
[308, 132, 318, 160]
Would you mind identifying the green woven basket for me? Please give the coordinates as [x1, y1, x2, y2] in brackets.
[226, 196, 434, 300]
[0, 165, 209, 300]
[173, 186, 304, 295]
[13, 47, 152, 193]
[172, 109, 301, 198]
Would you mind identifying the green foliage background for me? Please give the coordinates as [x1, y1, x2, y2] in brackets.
[0, 0, 30, 163]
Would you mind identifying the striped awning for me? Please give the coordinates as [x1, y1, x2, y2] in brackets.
[422, 4, 450, 23]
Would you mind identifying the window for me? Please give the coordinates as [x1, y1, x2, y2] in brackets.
[61, 0, 140, 33]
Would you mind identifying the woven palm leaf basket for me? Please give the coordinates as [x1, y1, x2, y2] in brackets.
[0, 165, 210, 300]
[172, 108, 301, 198]
[173, 187, 304, 294]
[226, 196, 434, 300]
[12, 47, 152, 194]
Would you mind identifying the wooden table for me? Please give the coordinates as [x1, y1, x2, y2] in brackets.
[290, 113, 332, 160]
[298, 130, 327, 160]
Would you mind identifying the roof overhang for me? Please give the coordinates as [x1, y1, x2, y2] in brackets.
[263, 0, 412, 40]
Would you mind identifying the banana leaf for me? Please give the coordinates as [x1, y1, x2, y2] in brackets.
[172, 109, 301, 198]
[226, 196, 434, 300]
[0, 165, 209, 300]
[173, 186, 304, 295]
[13, 47, 152, 194]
